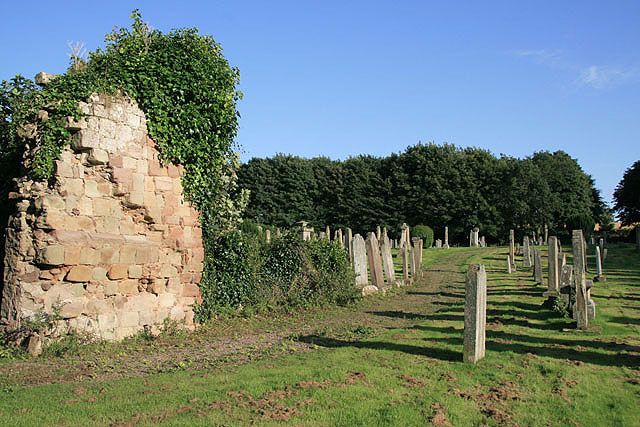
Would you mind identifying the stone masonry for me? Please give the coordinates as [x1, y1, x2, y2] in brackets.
[0, 94, 203, 340]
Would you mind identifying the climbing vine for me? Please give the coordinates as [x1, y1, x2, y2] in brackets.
[1, 10, 248, 318]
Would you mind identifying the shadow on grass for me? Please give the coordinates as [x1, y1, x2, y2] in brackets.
[414, 324, 640, 368]
[297, 335, 460, 362]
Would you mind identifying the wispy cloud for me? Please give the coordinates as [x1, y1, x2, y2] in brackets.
[513, 49, 639, 90]
[513, 49, 564, 66]
[576, 65, 639, 89]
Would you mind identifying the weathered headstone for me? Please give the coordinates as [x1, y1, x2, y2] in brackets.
[594, 246, 605, 282]
[265, 229, 271, 244]
[572, 230, 589, 330]
[376, 225, 381, 241]
[470, 228, 480, 247]
[523, 236, 531, 268]
[533, 249, 543, 284]
[366, 232, 385, 290]
[346, 228, 353, 264]
[325, 225, 331, 240]
[443, 226, 449, 248]
[480, 236, 486, 247]
[401, 242, 410, 284]
[507, 255, 512, 274]
[463, 264, 487, 364]
[435, 239, 442, 248]
[509, 229, 516, 271]
[297, 221, 313, 241]
[559, 264, 573, 307]
[352, 234, 368, 287]
[380, 234, 396, 286]
[400, 223, 409, 248]
[544, 236, 559, 299]
[415, 238, 424, 272]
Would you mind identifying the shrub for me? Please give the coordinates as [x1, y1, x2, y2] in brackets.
[195, 230, 359, 318]
[412, 225, 434, 248]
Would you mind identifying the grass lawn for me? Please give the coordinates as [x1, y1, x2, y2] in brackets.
[0, 244, 638, 426]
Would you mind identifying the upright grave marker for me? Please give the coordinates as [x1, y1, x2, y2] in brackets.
[544, 236, 559, 300]
[346, 228, 353, 264]
[523, 236, 532, 268]
[509, 229, 516, 271]
[401, 242, 410, 284]
[572, 230, 589, 330]
[594, 246, 605, 282]
[533, 249, 543, 284]
[444, 226, 450, 248]
[463, 264, 487, 364]
[352, 234, 368, 287]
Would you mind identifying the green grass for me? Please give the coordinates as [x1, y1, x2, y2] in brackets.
[0, 245, 638, 426]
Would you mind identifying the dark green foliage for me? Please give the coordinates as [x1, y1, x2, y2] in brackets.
[412, 225, 434, 248]
[566, 213, 596, 239]
[195, 231, 358, 320]
[613, 160, 640, 225]
[238, 143, 605, 243]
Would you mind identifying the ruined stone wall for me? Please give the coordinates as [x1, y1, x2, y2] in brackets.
[0, 94, 203, 340]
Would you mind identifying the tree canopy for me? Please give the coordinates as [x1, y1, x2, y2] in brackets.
[613, 160, 640, 225]
[238, 143, 605, 243]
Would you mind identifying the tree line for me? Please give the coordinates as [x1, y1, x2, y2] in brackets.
[237, 143, 609, 244]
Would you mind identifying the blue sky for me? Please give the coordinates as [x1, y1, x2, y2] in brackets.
[1, 1, 639, 205]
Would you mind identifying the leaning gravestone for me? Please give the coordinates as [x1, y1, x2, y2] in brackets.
[380, 234, 396, 286]
[352, 234, 368, 287]
[366, 232, 385, 290]
[572, 230, 589, 330]
[463, 264, 487, 364]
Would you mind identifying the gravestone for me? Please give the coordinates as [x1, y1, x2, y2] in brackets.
[444, 226, 450, 248]
[380, 234, 396, 286]
[401, 242, 410, 285]
[352, 234, 368, 287]
[297, 221, 314, 241]
[265, 229, 271, 244]
[346, 228, 353, 264]
[572, 230, 589, 330]
[414, 238, 424, 272]
[544, 224, 548, 245]
[509, 229, 516, 271]
[376, 226, 381, 241]
[470, 228, 480, 247]
[586, 280, 596, 320]
[400, 223, 409, 248]
[463, 264, 487, 364]
[544, 236, 559, 300]
[366, 232, 385, 290]
[533, 249, 543, 284]
[559, 264, 573, 307]
[435, 239, 442, 248]
[594, 246, 605, 282]
[325, 226, 331, 240]
[523, 236, 532, 268]
[480, 236, 486, 247]
[507, 255, 512, 274]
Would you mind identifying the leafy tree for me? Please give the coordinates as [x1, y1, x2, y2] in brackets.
[613, 160, 640, 225]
